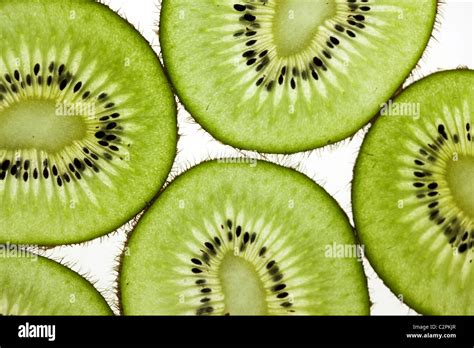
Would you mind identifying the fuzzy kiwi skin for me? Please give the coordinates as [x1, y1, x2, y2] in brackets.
[159, 0, 438, 154]
[352, 70, 474, 315]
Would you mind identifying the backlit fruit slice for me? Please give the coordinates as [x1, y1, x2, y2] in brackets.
[0, 250, 112, 315]
[121, 160, 369, 315]
[353, 70, 474, 315]
[0, 0, 177, 245]
[160, 0, 437, 153]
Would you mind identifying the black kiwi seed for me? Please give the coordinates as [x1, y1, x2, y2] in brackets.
[10, 165, 17, 176]
[266, 81, 274, 92]
[1, 160, 10, 171]
[250, 232, 256, 243]
[273, 283, 286, 291]
[74, 158, 84, 171]
[191, 258, 202, 265]
[277, 292, 288, 299]
[59, 79, 68, 90]
[73, 82, 82, 93]
[233, 4, 246, 11]
[84, 158, 93, 167]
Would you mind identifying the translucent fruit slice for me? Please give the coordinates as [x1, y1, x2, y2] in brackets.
[160, 0, 437, 153]
[0, 250, 112, 315]
[0, 0, 177, 244]
[353, 70, 474, 314]
[121, 160, 369, 315]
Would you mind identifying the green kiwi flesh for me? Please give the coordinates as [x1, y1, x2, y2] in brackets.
[0, 0, 177, 245]
[353, 70, 474, 315]
[0, 249, 112, 315]
[120, 160, 369, 315]
[160, 0, 437, 153]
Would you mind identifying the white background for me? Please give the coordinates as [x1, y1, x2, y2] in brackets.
[37, 0, 474, 315]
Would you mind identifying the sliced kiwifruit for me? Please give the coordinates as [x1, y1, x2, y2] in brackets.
[353, 70, 474, 315]
[160, 0, 437, 153]
[0, 0, 177, 245]
[120, 160, 369, 315]
[0, 248, 112, 315]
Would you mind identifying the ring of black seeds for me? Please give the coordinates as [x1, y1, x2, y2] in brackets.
[232, 0, 371, 90]
[0, 61, 130, 187]
[191, 218, 295, 315]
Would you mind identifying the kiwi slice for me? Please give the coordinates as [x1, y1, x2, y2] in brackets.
[0, 0, 177, 245]
[120, 160, 369, 315]
[160, 0, 437, 153]
[0, 249, 112, 315]
[353, 70, 474, 315]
